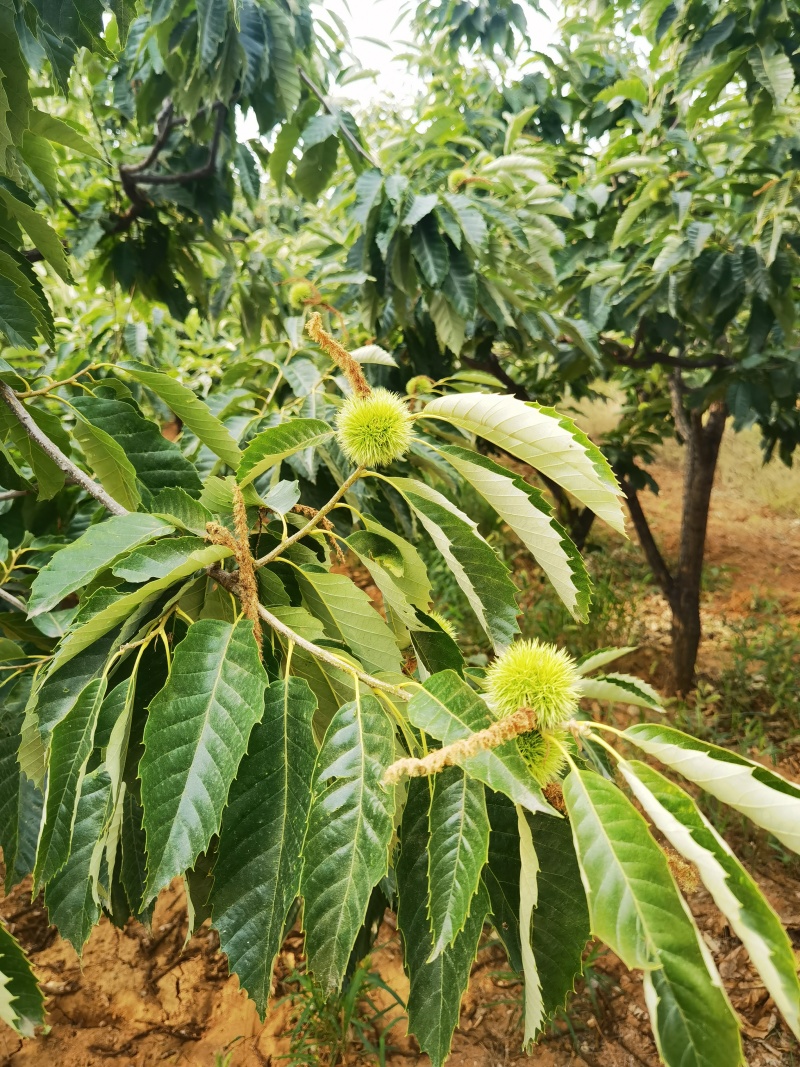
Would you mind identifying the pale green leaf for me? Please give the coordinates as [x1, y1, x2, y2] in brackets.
[575, 646, 638, 675]
[71, 415, 141, 512]
[0, 186, 70, 280]
[28, 110, 102, 159]
[421, 393, 625, 535]
[579, 672, 663, 711]
[27, 513, 173, 617]
[0, 920, 44, 1037]
[624, 724, 800, 855]
[621, 759, 800, 1040]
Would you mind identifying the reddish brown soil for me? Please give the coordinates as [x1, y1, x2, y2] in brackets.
[2, 444, 800, 1067]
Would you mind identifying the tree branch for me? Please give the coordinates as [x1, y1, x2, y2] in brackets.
[126, 103, 226, 186]
[602, 339, 731, 371]
[0, 587, 27, 612]
[617, 473, 675, 601]
[0, 490, 29, 501]
[0, 383, 127, 516]
[297, 69, 379, 168]
[668, 371, 692, 443]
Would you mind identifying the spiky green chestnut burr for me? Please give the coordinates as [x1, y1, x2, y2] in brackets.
[336, 387, 414, 468]
[516, 729, 568, 786]
[288, 281, 313, 308]
[486, 638, 581, 729]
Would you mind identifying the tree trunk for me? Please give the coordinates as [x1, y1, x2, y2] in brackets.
[669, 400, 727, 694]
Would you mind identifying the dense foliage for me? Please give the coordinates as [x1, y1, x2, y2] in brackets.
[1, 0, 800, 1064]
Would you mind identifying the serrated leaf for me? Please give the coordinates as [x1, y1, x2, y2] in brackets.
[427, 766, 489, 958]
[421, 393, 625, 535]
[44, 768, 110, 952]
[34, 632, 118, 737]
[71, 414, 141, 512]
[428, 292, 465, 355]
[621, 760, 800, 1040]
[297, 568, 403, 675]
[140, 619, 268, 902]
[403, 193, 438, 228]
[397, 778, 488, 1067]
[301, 693, 395, 995]
[517, 802, 543, 1042]
[750, 45, 794, 106]
[27, 513, 172, 617]
[266, 6, 301, 114]
[0, 400, 63, 499]
[484, 791, 522, 972]
[196, 0, 227, 64]
[237, 419, 333, 486]
[407, 671, 554, 814]
[71, 397, 203, 497]
[151, 489, 213, 535]
[441, 248, 476, 319]
[28, 110, 102, 159]
[624, 724, 800, 855]
[387, 478, 519, 652]
[433, 444, 591, 621]
[563, 769, 743, 1067]
[34, 677, 106, 891]
[119, 362, 241, 468]
[411, 217, 449, 286]
[352, 169, 383, 226]
[442, 193, 487, 252]
[295, 136, 339, 200]
[351, 344, 397, 367]
[597, 77, 648, 105]
[579, 672, 663, 711]
[521, 808, 590, 1035]
[0, 186, 70, 281]
[211, 678, 316, 1017]
[575, 646, 638, 675]
[0, 920, 44, 1037]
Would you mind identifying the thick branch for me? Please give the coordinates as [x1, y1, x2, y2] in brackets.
[127, 103, 226, 186]
[668, 371, 692, 443]
[208, 566, 409, 701]
[298, 69, 378, 168]
[255, 466, 364, 567]
[0, 383, 127, 516]
[618, 473, 675, 601]
[602, 340, 731, 371]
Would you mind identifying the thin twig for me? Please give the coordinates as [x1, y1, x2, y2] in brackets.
[0, 490, 28, 501]
[208, 566, 409, 701]
[254, 466, 364, 567]
[0, 383, 127, 516]
[0, 587, 27, 612]
[298, 69, 379, 168]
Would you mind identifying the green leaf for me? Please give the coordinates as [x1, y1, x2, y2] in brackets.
[397, 778, 488, 1067]
[34, 631, 118, 737]
[295, 137, 339, 201]
[44, 768, 110, 952]
[521, 808, 590, 1034]
[517, 801, 542, 1042]
[71, 397, 203, 497]
[597, 77, 648, 105]
[563, 768, 744, 1067]
[411, 218, 450, 286]
[579, 672, 663, 711]
[621, 759, 800, 1040]
[352, 168, 383, 226]
[237, 418, 333, 486]
[112, 536, 212, 582]
[428, 292, 465, 355]
[20, 132, 58, 202]
[71, 415, 141, 512]
[211, 678, 317, 1018]
[28, 110, 102, 159]
[27, 513, 173, 617]
[441, 248, 477, 319]
[360, 518, 431, 609]
[140, 619, 268, 903]
[297, 567, 403, 676]
[442, 193, 488, 252]
[119, 362, 241, 468]
[407, 671, 554, 814]
[433, 444, 592, 621]
[49, 542, 233, 672]
[266, 5, 301, 114]
[119, 791, 149, 922]
[301, 693, 395, 995]
[575, 646, 638, 675]
[427, 766, 489, 958]
[624, 723, 800, 856]
[484, 790, 522, 972]
[0, 678, 38, 892]
[387, 478, 519, 652]
[750, 46, 794, 106]
[0, 920, 44, 1037]
[151, 489, 213, 535]
[196, 0, 228, 64]
[403, 193, 438, 228]
[0, 186, 70, 281]
[34, 677, 106, 890]
[421, 393, 625, 535]
[269, 120, 301, 191]
[0, 399, 63, 498]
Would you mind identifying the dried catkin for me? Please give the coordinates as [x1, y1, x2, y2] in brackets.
[305, 312, 371, 398]
[383, 707, 538, 784]
[206, 484, 263, 656]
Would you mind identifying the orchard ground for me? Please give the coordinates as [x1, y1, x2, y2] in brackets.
[1, 420, 798, 1067]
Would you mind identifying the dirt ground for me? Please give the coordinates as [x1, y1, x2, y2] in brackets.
[2, 426, 800, 1067]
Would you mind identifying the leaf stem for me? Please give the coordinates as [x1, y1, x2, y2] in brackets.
[254, 466, 365, 567]
[0, 382, 128, 516]
[0, 586, 27, 612]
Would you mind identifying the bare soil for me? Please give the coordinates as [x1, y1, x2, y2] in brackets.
[2, 433, 800, 1067]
